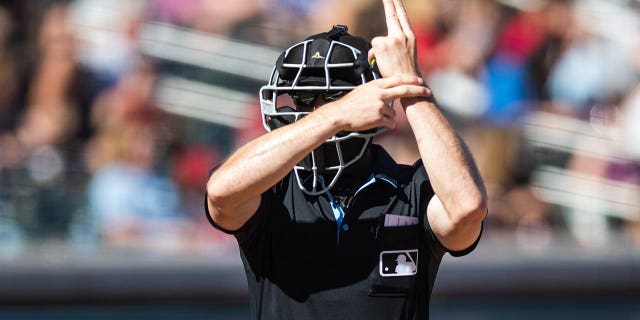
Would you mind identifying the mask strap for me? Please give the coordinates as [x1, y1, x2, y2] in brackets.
[327, 25, 348, 40]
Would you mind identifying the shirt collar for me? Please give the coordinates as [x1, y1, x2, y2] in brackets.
[350, 144, 399, 196]
[370, 144, 400, 188]
[318, 144, 401, 198]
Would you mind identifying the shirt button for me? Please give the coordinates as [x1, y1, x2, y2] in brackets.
[342, 224, 349, 231]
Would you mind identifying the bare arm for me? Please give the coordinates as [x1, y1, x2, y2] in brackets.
[371, 0, 487, 251]
[404, 97, 487, 251]
[206, 75, 431, 231]
[206, 107, 339, 231]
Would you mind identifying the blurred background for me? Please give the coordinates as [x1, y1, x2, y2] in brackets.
[0, 0, 639, 319]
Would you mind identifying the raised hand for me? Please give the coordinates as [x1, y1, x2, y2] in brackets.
[369, 0, 420, 78]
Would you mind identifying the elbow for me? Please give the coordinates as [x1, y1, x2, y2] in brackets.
[206, 176, 261, 232]
[206, 178, 232, 216]
[452, 192, 488, 227]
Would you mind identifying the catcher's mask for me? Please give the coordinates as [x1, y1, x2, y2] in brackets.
[259, 25, 387, 195]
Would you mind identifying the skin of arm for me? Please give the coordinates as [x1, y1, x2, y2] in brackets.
[207, 75, 431, 231]
[404, 97, 487, 252]
[372, 0, 488, 252]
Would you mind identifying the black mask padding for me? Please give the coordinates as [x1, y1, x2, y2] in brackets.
[296, 138, 373, 194]
[267, 106, 297, 130]
[298, 136, 367, 172]
[331, 144, 373, 195]
[296, 169, 319, 193]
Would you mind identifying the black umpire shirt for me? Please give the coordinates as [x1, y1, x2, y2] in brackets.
[206, 145, 480, 319]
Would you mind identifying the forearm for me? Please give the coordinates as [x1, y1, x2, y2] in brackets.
[401, 96, 487, 222]
[207, 108, 340, 211]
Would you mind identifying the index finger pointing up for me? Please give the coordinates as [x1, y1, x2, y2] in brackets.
[393, 0, 414, 36]
[383, 0, 403, 36]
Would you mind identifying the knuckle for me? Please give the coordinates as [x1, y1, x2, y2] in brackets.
[393, 36, 405, 45]
[381, 39, 395, 48]
[371, 37, 385, 46]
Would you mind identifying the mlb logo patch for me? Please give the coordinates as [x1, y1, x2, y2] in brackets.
[379, 249, 418, 277]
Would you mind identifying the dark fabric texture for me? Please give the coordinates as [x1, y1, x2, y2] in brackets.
[204, 145, 481, 319]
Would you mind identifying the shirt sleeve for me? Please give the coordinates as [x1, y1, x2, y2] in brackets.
[203, 166, 276, 244]
[204, 189, 274, 244]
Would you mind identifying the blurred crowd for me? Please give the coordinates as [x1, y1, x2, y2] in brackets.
[0, 0, 639, 260]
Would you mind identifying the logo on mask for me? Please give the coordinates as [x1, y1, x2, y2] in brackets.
[311, 51, 325, 59]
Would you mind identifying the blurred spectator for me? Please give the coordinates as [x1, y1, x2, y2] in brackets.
[1, 2, 100, 240]
[18, 4, 81, 149]
[68, 0, 145, 90]
[482, 2, 548, 126]
[85, 61, 193, 250]
[86, 117, 184, 249]
[0, 6, 22, 134]
[172, 143, 220, 219]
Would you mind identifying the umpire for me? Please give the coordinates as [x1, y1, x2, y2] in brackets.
[205, 0, 487, 319]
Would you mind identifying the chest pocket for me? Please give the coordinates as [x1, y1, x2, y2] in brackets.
[368, 222, 421, 297]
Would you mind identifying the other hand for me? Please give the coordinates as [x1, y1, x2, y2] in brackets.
[317, 75, 430, 132]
